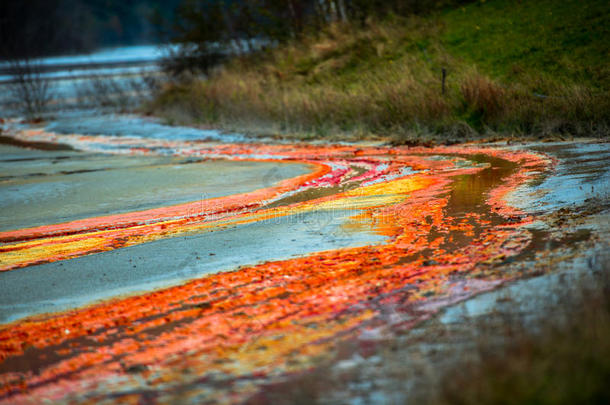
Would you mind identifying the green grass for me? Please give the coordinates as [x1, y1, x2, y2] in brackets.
[150, 0, 610, 143]
[442, 0, 609, 89]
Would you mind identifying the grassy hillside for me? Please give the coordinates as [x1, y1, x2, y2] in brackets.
[443, 0, 609, 88]
[151, 0, 610, 143]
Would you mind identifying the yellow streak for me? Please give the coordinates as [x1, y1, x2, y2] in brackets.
[1, 175, 430, 270]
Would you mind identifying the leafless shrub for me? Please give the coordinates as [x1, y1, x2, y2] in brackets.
[73, 71, 162, 111]
[6, 59, 54, 119]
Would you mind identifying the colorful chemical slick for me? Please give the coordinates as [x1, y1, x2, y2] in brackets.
[0, 128, 552, 404]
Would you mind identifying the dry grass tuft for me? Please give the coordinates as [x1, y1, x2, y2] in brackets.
[460, 72, 506, 121]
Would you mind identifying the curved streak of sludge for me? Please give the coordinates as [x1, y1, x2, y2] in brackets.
[0, 129, 553, 404]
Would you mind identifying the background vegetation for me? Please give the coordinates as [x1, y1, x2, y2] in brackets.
[152, 0, 610, 143]
[0, 0, 181, 59]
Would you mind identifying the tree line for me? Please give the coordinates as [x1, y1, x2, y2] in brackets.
[0, 0, 472, 69]
[166, 0, 474, 73]
[0, 0, 181, 60]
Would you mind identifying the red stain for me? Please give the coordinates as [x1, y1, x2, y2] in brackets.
[0, 130, 552, 403]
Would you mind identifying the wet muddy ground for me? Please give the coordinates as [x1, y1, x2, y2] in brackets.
[0, 145, 309, 232]
[318, 211, 609, 404]
[0, 117, 608, 404]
